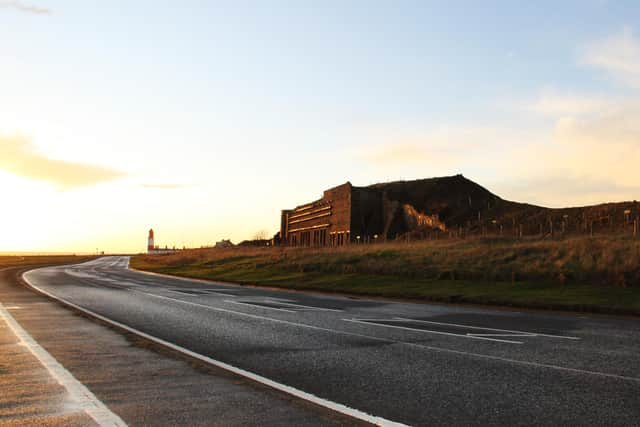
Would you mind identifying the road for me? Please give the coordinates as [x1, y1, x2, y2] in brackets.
[24, 256, 640, 426]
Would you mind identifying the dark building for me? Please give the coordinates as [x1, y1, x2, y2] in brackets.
[280, 178, 462, 247]
[280, 182, 387, 247]
[281, 174, 640, 245]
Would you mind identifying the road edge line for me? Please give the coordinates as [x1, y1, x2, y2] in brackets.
[0, 301, 127, 427]
[22, 270, 409, 427]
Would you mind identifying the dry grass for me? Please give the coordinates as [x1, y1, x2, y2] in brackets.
[135, 235, 640, 288]
[0, 255, 94, 269]
[131, 235, 640, 314]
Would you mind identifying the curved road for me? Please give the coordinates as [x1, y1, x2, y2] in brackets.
[24, 257, 640, 426]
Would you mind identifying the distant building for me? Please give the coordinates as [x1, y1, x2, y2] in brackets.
[280, 181, 448, 247]
[147, 228, 178, 254]
[280, 182, 384, 247]
[215, 239, 234, 248]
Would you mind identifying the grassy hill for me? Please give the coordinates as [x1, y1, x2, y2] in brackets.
[365, 174, 639, 238]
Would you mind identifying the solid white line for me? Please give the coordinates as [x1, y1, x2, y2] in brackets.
[24, 280, 408, 427]
[0, 302, 127, 427]
[225, 300, 297, 313]
[393, 317, 581, 340]
[344, 318, 524, 344]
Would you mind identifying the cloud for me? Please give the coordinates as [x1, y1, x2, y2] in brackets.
[0, 0, 51, 14]
[583, 26, 640, 88]
[355, 125, 542, 170]
[0, 135, 125, 188]
[496, 175, 640, 207]
[354, 103, 640, 206]
[528, 91, 612, 117]
[353, 27, 640, 206]
[141, 183, 194, 190]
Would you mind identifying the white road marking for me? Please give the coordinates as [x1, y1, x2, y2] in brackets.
[266, 298, 343, 312]
[344, 318, 524, 344]
[468, 334, 536, 337]
[24, 262, 640, 391]
[0, 302, 127, 427]
[168, 289, 238, 297]
[224, 300, 297, 313]
[393, 317, 581, 340]
[124, 291, 640, 385]
[24, 279, 407, 427]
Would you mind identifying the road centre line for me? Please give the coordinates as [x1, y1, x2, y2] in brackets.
[126, 292, 640, 383]
[392, 317, 581, 340]
[29, 268, 640, 385]
[344, 319, 524, 345]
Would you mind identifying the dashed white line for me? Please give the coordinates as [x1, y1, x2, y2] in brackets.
[225, 300, 297, 313]
[393, 317, 581, 340]
[343, 318, 524, 344]
[125, 291, 640, 384]
[266, 298, 343, 312]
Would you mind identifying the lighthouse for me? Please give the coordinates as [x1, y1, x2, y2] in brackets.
[147, 229, 155, 252]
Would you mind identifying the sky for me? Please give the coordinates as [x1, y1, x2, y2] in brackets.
[1, 0, 640, 253]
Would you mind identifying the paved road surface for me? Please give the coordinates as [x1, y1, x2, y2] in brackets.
[1, 264, 362, 427]
[24, 257, 640, 426]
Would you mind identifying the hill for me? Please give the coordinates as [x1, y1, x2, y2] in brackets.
[363, 174, 638, 239]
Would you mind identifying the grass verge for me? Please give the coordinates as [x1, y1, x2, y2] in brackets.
[131, 236, 640, 316]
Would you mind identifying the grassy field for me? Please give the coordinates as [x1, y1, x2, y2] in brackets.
[0, 255, 94, 269]
[131, 235, 640, 315]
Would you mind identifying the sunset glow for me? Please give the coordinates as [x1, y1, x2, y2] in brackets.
[2, 1, 640, 253]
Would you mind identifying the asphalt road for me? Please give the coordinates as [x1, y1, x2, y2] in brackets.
[24, 257, 640, 426]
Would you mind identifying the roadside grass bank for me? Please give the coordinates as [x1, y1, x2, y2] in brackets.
[0, 255, 94, 269]
[131, 235, 640, 315]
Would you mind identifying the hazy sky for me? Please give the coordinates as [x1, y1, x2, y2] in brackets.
[2, 1, 640, 253]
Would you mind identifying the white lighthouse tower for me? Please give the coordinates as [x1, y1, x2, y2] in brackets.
[147, 229, 155, 253]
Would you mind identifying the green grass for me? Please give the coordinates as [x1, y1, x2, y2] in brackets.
[131, 236, 640, 315]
